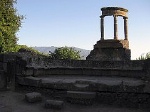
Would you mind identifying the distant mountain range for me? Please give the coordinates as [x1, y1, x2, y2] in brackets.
[32, 46, 91, 60]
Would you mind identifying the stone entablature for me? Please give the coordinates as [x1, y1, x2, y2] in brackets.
[101, 7, 128, 17]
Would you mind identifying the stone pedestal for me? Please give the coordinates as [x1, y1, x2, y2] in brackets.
[86, 40, 131, 61]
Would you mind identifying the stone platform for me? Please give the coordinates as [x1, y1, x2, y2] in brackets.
[86, 40, 131, 61]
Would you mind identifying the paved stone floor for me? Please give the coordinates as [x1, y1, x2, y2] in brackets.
[0, 91, 149, 112]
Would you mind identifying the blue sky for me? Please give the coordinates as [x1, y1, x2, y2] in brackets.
[16, 0, 150, 59]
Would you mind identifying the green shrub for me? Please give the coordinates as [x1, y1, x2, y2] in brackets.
[49, 46, 81, 60]
[136, 52, 150, 60]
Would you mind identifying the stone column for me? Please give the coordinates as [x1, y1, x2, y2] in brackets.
[114, 15, 118, 40]
[100, 16, 104, 40]
[124, 17, 128, 40]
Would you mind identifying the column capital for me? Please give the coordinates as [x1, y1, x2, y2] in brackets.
[113, 15, 118, 18]
[100, 15, 105, 18]
[123, 17, 128, 19]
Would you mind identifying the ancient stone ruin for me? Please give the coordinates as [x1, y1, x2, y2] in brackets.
[87, 7, 130, 61]
[0, 7, 150, 110]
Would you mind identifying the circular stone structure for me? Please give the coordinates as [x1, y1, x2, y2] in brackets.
[101, 7, 128, 17]
[86, 7, 131, 61]
[100, 7, 128, 40]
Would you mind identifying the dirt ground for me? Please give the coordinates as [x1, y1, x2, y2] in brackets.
[0, 91, 149, 112]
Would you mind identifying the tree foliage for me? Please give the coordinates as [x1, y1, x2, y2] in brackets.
[136, 52, 150, 60]
[16, 45, 47, 56]
[0, 0, 23, 53]
[49, 47, 81, 60]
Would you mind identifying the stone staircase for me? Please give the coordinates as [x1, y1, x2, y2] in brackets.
[16, 73, 147, 105]
[15, 59, 150, 106]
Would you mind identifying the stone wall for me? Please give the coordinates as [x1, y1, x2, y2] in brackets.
[0, 54, 26, 91]
[1, 53, 150, 93]
[25, 67, 145, 79]
[0, 70, 6, 90]
[26, 57, 144, 69]
[20, 55, 147, 80]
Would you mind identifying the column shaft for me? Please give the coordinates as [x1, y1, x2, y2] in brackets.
[124, 17, 128, 40]
[101, 16, 104, 40]
[114, 16, 118, 40]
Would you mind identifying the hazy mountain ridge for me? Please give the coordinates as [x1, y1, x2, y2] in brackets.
[32, 46, 91, 60]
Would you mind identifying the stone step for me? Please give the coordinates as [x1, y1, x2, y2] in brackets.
[66, 91, 96, 105]
[26, 67, 144, 79]
[17, 76, 145, 93]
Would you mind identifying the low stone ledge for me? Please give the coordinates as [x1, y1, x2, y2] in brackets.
[67, 91, 96, 105]
[18, 76, 42, 87]
[45, 100, 64, 109]
[25, 92, 42, 103]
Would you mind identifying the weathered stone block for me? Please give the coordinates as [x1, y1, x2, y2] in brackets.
[0, 70, 6, 90]
[33, 68, 45, 76]
[24, 77, 41, 87]
[67, 91, 96, 99]
[25, 92, 42, 103]
[48, 68, 65, 75]
[86, 40, 131, 61]
[82, 68, 92, 75]
[25, 67, 33, 76]
[67, 91, 96, 105]
[45, 100, 64, 109]
[65, 68, 82, 75]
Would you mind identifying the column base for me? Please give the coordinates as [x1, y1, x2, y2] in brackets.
[86, 39, 131, 61]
